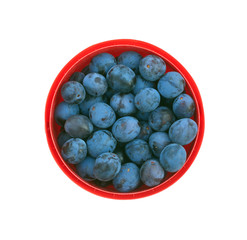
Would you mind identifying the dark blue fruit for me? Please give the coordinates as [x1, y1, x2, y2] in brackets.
[57, 130, 72, 148]
[61, 81, 86, 104]
[89, 53, 116, 76]
[172, 93, 195, 118]
[83, 73, 108, 96]
[87, 130, 117, 158]
[114, 146, 128, 164]
[64, 114, 93, 139]
[69, 72, 85, 83]
[104, 87, 118, 101]
[54, 101, 79, 126]
[149, 132, 171, 157]
[148, 106, 175, 131]
[139, 55, 166, 81]
[81, 65, 90, 75]
[112, 116, 141, 142]
[117, 51, 142, 74]
[93, 152, 121, 181]
[140, 159, 165, 187]
[116, 141, 127, 149]
[61, 138, 87, 164]
[110, 93, 136, 116]
[136, 121, 153, 141]
[135, 88, 160, 112]
[132, 75, 155, 95]
[89, 102, 116, 128]
[94, 179, 112, 188]
[76, 156, 96, 181]
[162, 97, 174, 108]
[79, 95, 104, 116]
[169, 118, 198, 145]
[125, 139, 152, 165]
[106, 64, 136, 93]
[160, 143, 187, 172]
[113, 163, 140, 192]
[135, 110, 150, 121]
[158, 71, 185, 98]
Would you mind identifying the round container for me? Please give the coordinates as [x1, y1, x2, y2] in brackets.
[45, 39, 205, 199]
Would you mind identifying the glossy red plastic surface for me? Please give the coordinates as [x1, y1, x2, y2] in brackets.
[45, 39, 205, 200]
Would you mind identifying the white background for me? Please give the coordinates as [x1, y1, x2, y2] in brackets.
[1, 0, 247, 239]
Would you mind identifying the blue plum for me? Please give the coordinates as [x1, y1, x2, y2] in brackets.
[104, 87, 118, 101]
[159, 143, 187, 172]
[139, 55, 166, 81]
[149, 132, 171, 157]
[135, 110, 150, 121]
[114, 146, 128, 164]
[89, 53, 116, 76]
[135, 88, 160, 112]
[76, 156, 96, 181]
[69, 72, 85, 83]
[61, 138, 87, 164]
[112, 116, 141, 143]
[110, 93, 136, 116]
[148, 106, 175, 131]
[89, 102, 116, 128]
[64, 114, 93, 139]
[93, 152, 121, 181]
[83, 73, 108, 96]
[94, 179, 112, 188]
[61, 81, 86, 104]
[106, 64, 136, 93]
[57, 130, 72, 148]
[87, 130, 117, 158]
[172, 93, 195, 118]
[117, 51, 142, 74]
[116, 141, 127, 149]
[81, 65, 90, 75]
[79, 95, 104, 116]
[162, 97, 174, 108]
[136, 121, 153, 141]
[140, 159, 165, 187]
[169, 118, 198, 145]
[113, 163, 140, 192]
[132, 75, 155, 95]
[54, 101, 79, 126]
[157, 71, 185, 98]
[125, 139, 152, 165]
